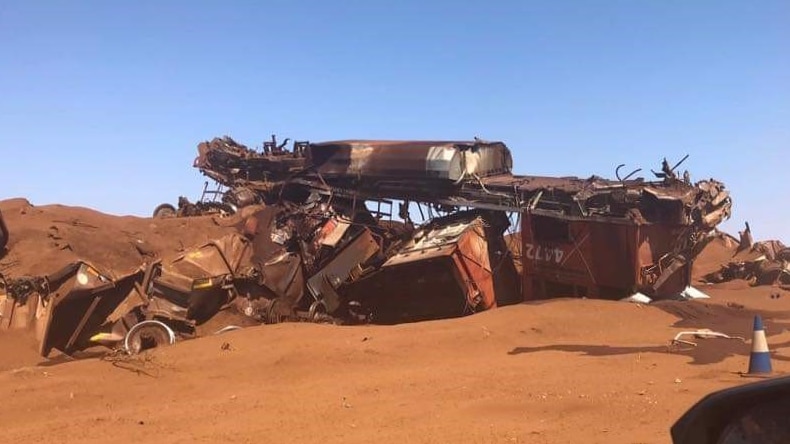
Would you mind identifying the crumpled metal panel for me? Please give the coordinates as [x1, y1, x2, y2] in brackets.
[306, 229, 381, 313]
[38, 263, 142, 356]
[167, 234, 252, 279]
[385, 215, 494, 312]
[342, 211, 518, 323]
[0, 288, 46, 334]
[194, 136, 308, 192]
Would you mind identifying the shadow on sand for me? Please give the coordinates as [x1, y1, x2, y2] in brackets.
[509, 302, 790, 365]
[508, 341, 790, 365]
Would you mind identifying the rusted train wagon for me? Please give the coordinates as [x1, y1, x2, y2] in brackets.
[195, 136, 732, 303]
[520, 213, 690, 300]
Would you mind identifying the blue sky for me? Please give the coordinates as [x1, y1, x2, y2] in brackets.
[1, 1, 788, 240]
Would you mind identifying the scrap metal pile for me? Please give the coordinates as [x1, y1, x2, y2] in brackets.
[194, 136, 732, 299]
[0, 135, 733, 357]
[703, 224, 790, 288]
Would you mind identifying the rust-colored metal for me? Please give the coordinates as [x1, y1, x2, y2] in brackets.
[193, 137, 731, 303]
[38, 262, 141, 356]
[520, 215, 696, 300]
[0, 209, 7, 252]
[306, 228, 381, 314]
[194, 136, 308, 196]
[516, 173, 731, 300]
[341, 210, 520, 323]
[704, 238, 790, 287]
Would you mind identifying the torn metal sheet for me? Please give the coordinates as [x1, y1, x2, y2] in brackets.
[0, 283, 47, 334]
[40, 264, 142, 356]
[341, 211, 520, 323]
[31, 233, 259, 356]
[150, 233, 253, 324]
[306, 228, 381, 314]
[194, 136, 308, 196]
[1, 262, 84, 342]
[704, 237, 790, 287]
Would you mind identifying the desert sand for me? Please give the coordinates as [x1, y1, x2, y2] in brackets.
[1, 199, 788, 444]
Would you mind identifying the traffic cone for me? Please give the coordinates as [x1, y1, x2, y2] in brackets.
[745, 315, 772, 376]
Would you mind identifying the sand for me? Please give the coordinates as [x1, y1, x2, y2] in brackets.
[1, 200, 788, 444]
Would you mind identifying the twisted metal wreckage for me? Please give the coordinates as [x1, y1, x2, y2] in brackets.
[0, 136, 732, 357]
[703, 224, 790, 288]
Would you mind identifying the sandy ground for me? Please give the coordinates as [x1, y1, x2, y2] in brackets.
[1, 201, 789, 444]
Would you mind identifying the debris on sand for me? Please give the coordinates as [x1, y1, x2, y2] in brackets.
[701, 223, 790, 288]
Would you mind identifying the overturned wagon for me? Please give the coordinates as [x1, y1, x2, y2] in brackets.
[515, 178, 731, 300]
[0, 204, 521, 357]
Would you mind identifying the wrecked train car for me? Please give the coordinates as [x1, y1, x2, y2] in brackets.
[343, 210, 521, 323]
[0, 233, 259, 356]
[237, 200, 521, 324]
[3, 198, 521, 357]
[301, 143, 730, 300]
[1, 136, 733, 358]
[195, 138, 516, 206]
[508, 175, 731, 300]
[197, 138, 731, 301]
[0, 261, 131, 354]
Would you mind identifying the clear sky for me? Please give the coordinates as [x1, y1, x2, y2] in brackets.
[1, 1, 788, 240]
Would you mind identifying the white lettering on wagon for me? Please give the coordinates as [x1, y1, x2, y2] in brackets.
[524, 243, 564, 264]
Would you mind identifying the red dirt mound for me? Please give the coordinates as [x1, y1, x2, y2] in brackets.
[691, 232, 739, 282]
[0, 198, 240, 277]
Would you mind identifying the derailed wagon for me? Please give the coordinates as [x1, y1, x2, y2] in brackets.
[512, 174, 731, 300]
[203, 137, 729, 301]
[1, 202, 522, 357]
[0, 135, 733, 358]
[343, 210, 520, 323]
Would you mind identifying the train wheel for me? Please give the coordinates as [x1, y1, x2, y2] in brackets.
[123, 320, 176, 355]
[152, 203, 177, 218]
